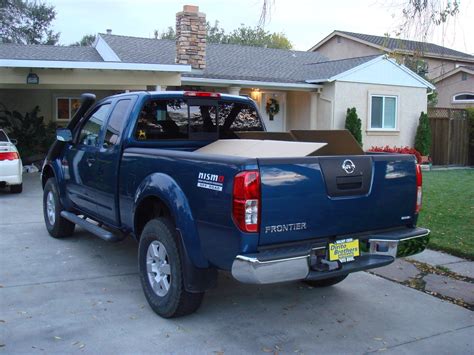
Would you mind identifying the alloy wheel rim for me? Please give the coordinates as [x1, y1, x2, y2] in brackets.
[46, 191, 55, 225]
[146, 241, 171, 297]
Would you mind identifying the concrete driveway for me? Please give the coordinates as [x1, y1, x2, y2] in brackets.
[1, 173, 473, 354]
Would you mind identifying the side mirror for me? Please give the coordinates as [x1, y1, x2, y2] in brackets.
[56, 128, 73, 142]
[10, 139, 18, 145]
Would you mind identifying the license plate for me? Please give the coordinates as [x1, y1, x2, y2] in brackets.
[329, 238, 360, 262]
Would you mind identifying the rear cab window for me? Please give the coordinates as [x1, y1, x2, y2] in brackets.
[133, 96, 263, 142]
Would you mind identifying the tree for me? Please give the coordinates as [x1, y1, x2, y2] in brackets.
[154, 27, 175, 40]
[225, 25, 292, 49]
[70, 34, 96, 47]
[414, 111, 432, 156]
[0, 0, 60, 45]
[345, 107, 362, 147]
[153, 21, 292, 49]
[395, 0, 460, 43]
[206, 20, 226, 44]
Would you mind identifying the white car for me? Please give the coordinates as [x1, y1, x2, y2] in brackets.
[0, 129, 23, 193]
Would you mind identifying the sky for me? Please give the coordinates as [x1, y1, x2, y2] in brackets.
[51, 0, 474, 54]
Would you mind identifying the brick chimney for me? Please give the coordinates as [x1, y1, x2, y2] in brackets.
[176, 5, 206, 70]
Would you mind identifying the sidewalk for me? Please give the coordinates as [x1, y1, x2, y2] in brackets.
[370, 249, 474, 309]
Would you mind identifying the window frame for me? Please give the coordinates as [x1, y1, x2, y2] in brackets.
[55, 96, 81, 122]
[452, 92, 474, 103]
[368, 94, 399, 131]
[102, 98, 134, 148]
[75, 102, 112, 147]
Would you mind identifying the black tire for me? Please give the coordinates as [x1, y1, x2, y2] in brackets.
[303, 274, 348, 288]
[10, 183, 22, 193]
[43, 178, 75, 238]
[138, 218, 204, 318]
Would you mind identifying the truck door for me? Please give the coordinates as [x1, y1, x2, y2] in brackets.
[65, 103, 111, 217]
[94, 98, 135, 225]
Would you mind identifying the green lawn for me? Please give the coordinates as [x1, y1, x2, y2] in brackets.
[417, 169, 474, 260]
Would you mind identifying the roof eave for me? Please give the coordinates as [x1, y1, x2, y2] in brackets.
[181, 76, 323, 90]
[0, 59, 192, 73]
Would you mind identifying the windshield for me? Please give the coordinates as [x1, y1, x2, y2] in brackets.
[0, 130, 8, 142]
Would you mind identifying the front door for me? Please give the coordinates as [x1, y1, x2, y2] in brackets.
[261, 92, 286, 132]
[94, 97, 136, 225]
[65, 103, 112, 217]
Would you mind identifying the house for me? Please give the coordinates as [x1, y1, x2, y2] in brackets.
[432, 66, 474, 108]
[309, 30, 474, 108]
[0, 5, 434, 150]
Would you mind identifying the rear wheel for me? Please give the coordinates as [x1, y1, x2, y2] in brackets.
[10, 183, 22, 193]
[138, 218, 204, 318]
[43, 178, 75, 238]
[303, 274, 348, 287]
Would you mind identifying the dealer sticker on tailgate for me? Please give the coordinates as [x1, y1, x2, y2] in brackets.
[329, 238, 360, 263]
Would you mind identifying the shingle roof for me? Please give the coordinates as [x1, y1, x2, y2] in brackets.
[338, 31, 473, 60]
[0, 43, 103, 62]
[303, 55, 380, 82]
[101, 34, 338, 83]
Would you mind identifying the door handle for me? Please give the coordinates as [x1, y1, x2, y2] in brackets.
[86, 157, 96, 167]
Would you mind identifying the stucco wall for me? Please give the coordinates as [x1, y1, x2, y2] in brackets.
[333, 81, 427, 149]
[0, 89, 117, 124]
[314, 36, 381, 60]
[286, 91, 311, 130]
[435, 71, 474, 108]
[424, 58, 473, 80]
[317, 82, 335, 129]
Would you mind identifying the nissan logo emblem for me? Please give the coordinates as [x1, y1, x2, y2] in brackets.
[342, 159, 356, 174]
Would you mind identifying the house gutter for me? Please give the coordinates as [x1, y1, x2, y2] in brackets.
[182, 76, 323, 90]
[0, 59, 192, 73]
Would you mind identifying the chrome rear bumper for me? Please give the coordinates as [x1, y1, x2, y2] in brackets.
[231, 227, 430, 284]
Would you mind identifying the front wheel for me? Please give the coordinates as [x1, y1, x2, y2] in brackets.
[43, 178, 75, 238]
[302, 274, 348, 287]
[138, 218, 204, 318]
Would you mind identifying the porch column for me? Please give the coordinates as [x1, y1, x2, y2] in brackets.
[309, 91, 318, 129]
[228, 86, 241, 96]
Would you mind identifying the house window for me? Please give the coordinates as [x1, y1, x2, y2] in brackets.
[461, 72, 467, 81]
[453, 93, 474, 103]
[370, 95, 397, 130]
[56, 97, 81, 120]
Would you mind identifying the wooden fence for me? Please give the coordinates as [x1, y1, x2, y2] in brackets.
[428, 108, 470, 165]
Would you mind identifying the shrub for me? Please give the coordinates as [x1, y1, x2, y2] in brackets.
[414, 111, 432, 156]
[368, 145, 423, 164]
[0, 105, 56, 159]
[345, 107, 362, 146]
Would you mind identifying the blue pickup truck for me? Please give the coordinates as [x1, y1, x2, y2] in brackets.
[42, 91, 429, 318]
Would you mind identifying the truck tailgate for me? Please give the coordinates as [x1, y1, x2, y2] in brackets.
[258, 154, 417, 245]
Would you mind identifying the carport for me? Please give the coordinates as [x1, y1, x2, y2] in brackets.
[0, 55, 190, 124]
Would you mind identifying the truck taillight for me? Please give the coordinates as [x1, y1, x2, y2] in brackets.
[0, 152, 19, 161]
[415, 164, 422, 213]
[232, 171, 260, 233]
[184, 91, 221, 98]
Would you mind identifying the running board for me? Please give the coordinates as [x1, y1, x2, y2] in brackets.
[60, 211, 124, 242]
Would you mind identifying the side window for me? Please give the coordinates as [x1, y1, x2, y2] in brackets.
[135, 99, 188, 140]
[104, 99, 132, 147]
[228, 104, 262, 131]
[78, 104, 111, 146]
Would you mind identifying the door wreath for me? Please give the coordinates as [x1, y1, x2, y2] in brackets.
[265, 98, 280, 121]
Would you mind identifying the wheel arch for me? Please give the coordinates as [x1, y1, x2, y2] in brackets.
[132, 173, 208, 268]
[41, 163, 56, 189]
